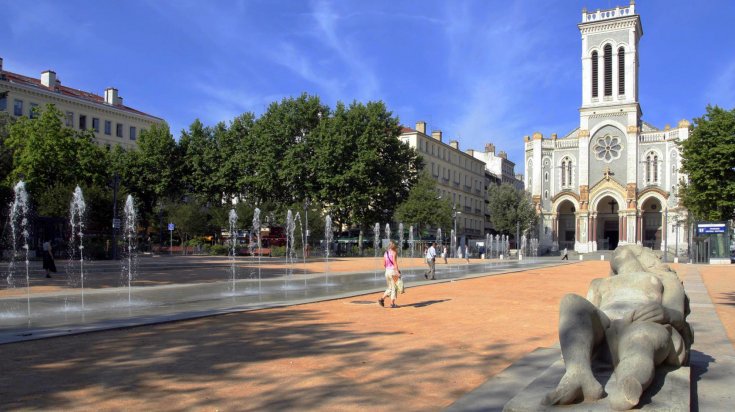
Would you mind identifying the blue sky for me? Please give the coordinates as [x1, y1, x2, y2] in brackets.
[1, 0, 734, 170]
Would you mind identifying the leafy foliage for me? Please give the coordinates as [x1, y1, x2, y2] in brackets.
[486, 184, 537, 237]
[679, 105, 735, 221]
[393, 172, 452, 237]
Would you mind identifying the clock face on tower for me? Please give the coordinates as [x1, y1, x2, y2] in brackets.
[593, 134, 623, 162]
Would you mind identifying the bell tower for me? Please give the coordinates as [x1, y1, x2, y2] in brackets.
[579, 0, 642, 111]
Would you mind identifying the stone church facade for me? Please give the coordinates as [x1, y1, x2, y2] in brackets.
[524, 1, 689, 254]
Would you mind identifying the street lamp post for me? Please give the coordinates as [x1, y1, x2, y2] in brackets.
[111, 172, 120, 260]
[663, 208, 668, 262]
[516, 220, 520, 260]
[304, 198, 310, 257]
[674, 220, 680, 261]
[453, 204, 461, 258]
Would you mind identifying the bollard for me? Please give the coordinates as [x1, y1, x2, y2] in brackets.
[601, 255, 605, 261]
[579, 254, 584, 261]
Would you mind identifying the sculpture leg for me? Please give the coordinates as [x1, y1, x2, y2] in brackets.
[544, 294, 607, 405]
[609, 322, 670, 411]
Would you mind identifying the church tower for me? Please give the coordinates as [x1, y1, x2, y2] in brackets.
[524, 1, 689, 256]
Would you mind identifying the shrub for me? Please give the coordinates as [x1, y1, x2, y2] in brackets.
[270, 246, 286, 257]
[209, 244, 229, 256]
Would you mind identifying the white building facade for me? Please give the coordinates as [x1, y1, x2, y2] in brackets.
[524, 2, 689, 254]
[400, 121, 486, 241]
[0, 57, 163, 150]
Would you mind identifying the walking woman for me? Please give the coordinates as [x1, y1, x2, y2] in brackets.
[42, 239, 56, 278]
[378, 241, 401, 308]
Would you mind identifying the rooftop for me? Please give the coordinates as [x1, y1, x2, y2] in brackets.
[0, 67, 161, 120]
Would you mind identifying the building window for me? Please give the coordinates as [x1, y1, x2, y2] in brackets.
[65, 111, 74, 127]
[618, 47, 625, 95]
[0, 93, 6, 111]
[116, 123, 123, 137]
[129, 126, 136, 140]
[591, 51, 598, 98]
[603, 44, 612, 96]
[13, 99, 23, 116]
[79, 115, 87, 130]
[29, 103, 39, 119]
[544, 172, 549, 182]
[92, 118, 100, 132]
[561, 157, 573, 188]
[593, 135, 622, 162]
[104, 120, 112, 135]
[645, 152, 659, 184]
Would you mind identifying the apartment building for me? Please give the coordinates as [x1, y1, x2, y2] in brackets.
[0, 57, 163, 150]
[399, 121, 486, 242]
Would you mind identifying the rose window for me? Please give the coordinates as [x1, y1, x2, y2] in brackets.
[593, 135, 622, 162]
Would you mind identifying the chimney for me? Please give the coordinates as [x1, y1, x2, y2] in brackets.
[41, 70, 56, 89]
[431, 130, 442, 141]
[466, 149, 475, 156]
[0, 57, 3, 72]
[415, 121, 427, 134]
[118, 96, 124, 106]
[485, 143, 495, 154]
[499, 151, 507, 159]
[449, 140, 459, 150]
[104, 87, 119, 105]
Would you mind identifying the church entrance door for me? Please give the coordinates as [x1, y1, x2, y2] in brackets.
[595, 195, 619, 250]
[640, 198, 662, 249]
[557, 200, 576, 251]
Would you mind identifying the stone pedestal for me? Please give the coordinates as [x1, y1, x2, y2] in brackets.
[503, 357, 690, 411]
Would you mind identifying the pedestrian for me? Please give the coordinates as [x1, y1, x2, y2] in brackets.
[465, 244, 470, 263]
[561, 247, 569, 260]
[424, 241, 437, 280]
[378, 241, 402, 308]
[441, 245, 448, 264]
[42, 239, 57, 278]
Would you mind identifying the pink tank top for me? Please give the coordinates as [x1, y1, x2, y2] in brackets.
[384, 251, 396, 269]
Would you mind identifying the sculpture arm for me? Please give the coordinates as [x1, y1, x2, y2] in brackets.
[585, 278, 604, 308]
[660, 275, 686, 329]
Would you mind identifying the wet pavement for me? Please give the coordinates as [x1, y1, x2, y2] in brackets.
[0, 255, 566, 344]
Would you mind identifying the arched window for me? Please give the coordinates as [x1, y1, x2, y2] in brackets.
[560, 157, 573, 188]
[645, 152, 659, 184]
[567, 160, 573, 186]
[604, 44, 612, 96]
[617, 47, 625, 95]
[591, 51, 599, 98]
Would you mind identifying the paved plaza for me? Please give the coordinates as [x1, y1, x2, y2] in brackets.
[0, 257, 733, 411]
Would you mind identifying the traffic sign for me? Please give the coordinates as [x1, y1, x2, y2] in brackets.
[112, 218, 121, 229]
[168, 223, 175, 231]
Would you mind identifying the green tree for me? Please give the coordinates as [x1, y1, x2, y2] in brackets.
[166, 199, 211, 251]
[112, 122, 178, 231]
[5, 104, 110, 211]
[312, 100, 423, 229]
[178, 119, 218, 202]
[487, 184, 537, 237]
[247, 93, 327, 204]
[393, 172, 452, 237]
[679, 105, 735, 221]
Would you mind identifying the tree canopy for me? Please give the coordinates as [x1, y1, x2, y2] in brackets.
[486, 184, 537, 238]
[679, 105, 735, 221]
[393, 172, 452, 237]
